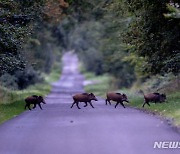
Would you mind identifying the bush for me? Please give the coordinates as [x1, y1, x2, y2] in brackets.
[0, 67, 43, 90]
[15, 67, 43, 90]
[0, 73, 18, 90]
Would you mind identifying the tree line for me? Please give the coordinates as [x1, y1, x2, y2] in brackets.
[0, 0, 179, 90]
[0, 0, 68, 89]
[59, 0, 180, 87]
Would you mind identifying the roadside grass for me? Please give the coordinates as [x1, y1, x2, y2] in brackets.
[0, 64, 61, 124]
[84, 72, 115, 97]
[116, 89, 180, 126]
[83, 72, 180, 126]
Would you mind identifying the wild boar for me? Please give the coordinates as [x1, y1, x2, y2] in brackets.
[106, 92, 129, 108]
[142, 91, 166, 107]
[71, 93, 98, 109]
[25, 95, 46, 110]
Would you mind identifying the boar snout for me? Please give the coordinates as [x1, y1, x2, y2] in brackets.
[94, 97, 98, 101]
[89, 93, 98, 101]
[122, 94, 129, 103]
[122, 98, 129, 103]
[42, 100, 46, 104]
[159, 94, 166, 103]
[38, 96, 46, 104]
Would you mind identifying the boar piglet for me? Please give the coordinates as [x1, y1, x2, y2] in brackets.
[71, 93, 98, 109]
[142, 92, 166, 107]
[25, 95, 46, 110]
[106, 92, 129, 108]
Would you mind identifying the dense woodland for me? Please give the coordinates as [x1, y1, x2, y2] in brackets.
[0, 0, 180, 90]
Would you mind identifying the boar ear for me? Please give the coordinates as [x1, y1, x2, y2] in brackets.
[38, 96, 43, 99]
[89, 93, 94, 96]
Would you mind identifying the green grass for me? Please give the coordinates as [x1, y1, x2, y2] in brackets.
[0, 65, 61, 124]
[84, 72, 114, 97]
[83, 72, 180, 126]
[0, 100, 25, 123]
[128, 91, 180, 126]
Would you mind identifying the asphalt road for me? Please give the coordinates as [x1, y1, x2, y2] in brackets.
[0, 52, 179, 154]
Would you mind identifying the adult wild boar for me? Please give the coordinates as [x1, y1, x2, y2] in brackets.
[25, 95, 46, 110]
[106, 92, 129, 108]
[142, 91, 166, 107]
[71, 93, 98, 109]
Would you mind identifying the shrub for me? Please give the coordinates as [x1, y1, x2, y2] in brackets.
[0, 67, 43, 90]
[0, 73, 18, 90]
[14, 67, 43, 90]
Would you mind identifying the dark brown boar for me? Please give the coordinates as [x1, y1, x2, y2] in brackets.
[106, 92, 129, 108]
[25, 95, 46, 110]
[142, 91, 166, 107]
[71, 93, 98, 109]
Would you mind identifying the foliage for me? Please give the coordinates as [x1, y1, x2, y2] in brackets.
[58, 0, 180, 88]
[43, 0, 69, 24]
[0, 53, 26, 76]
[1, 0, 180, 90]
[124, 0, 180, 75]
[0, 73, 18, 90]
[0, 0, 45, 88]
[101, 0, 136, 87]
[58, 0, 136, 87]
[69, 21, 104, 75]
[165, 4, 180, 18]
[0, 0, 67, 89]
[83, 72, 115, 97]
[0, 0, 44, 54]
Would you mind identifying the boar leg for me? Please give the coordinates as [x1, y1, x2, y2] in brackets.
[105, 99, 111, 105]
[88, 101, 94, 108]
[33, 104, 36, 109]
[84, 102, 88, 107]
[142, 102, 146, 108]
[120, 102, 125, 108]
[76, 102, 81, 109]
[115, 102, 119, 108]
[105, 99, 108, 105]
[71, 101, 76, 108]
[142, 101, 150, 107]
[27, 105, 31, 110]
[38, 103, 43, 110]
[108, 100, 111, 105]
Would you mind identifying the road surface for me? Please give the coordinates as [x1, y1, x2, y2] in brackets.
[0, 52, 179, 154]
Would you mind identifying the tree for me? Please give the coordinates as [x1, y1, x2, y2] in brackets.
[124, 0, 180, 75]
[0, 0, 69, 89]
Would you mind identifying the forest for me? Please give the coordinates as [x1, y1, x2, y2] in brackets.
[0, 0, 179, 90]
[0, 0, 180, 122]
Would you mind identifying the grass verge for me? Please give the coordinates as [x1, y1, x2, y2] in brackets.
[0, 65, 61, 124]
[83, 72, 180, 126]
[84, 72, 115, 97]
[127, 91, 180, 126]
